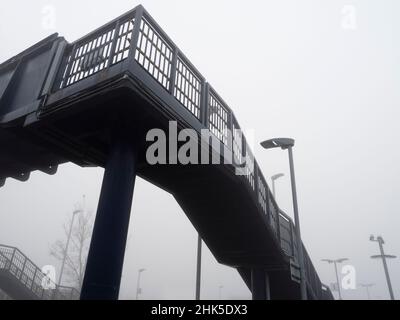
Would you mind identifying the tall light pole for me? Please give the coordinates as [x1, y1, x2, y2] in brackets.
[370, 235, 396, 300]
[261, 138, 307, 300]
[359, 283, 375, 300]
[136, 268, 146, 300]
[271, 173, 284, 199]
[195, 235, 202, 300]
[58, 208, 82, 286]
[321, 258, 349, 300]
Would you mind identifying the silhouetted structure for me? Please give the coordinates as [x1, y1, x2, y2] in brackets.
[0, 5, 333, 300]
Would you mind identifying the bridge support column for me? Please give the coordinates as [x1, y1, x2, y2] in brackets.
[251, 268, 270, 300]
[81, 136, 137, 300]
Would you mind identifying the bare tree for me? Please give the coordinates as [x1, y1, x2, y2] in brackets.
[50, 206, 94, 290]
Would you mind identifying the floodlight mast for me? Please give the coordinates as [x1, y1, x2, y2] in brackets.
[370, 235, 396, 300]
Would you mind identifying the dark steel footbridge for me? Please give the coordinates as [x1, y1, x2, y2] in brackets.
[0, 5, 333, 300]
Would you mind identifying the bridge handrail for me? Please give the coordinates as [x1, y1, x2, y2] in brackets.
[0, 244, 79, 300]
[48, 5, 327, 299]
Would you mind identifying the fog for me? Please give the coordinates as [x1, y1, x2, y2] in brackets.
[1, 0, 400, 300]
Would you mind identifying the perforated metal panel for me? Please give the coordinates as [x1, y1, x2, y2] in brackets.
[173, 56, 202, 119]
[279, 215, 293, 256]
[258, 175, 267, 215]
[61, 27, 115, 88]
[208, 91, 229, 145]
[232, 118, 243, 166]
[244, 143, 255, 190]
[112, 18, 135, 64]
[135, 17, 173, 90]
[268, 196, 279, 236]
[58, 16, 136, 89]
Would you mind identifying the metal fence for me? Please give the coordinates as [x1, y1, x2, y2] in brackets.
[50, 5, 327, 299]
[0, 244, 79, 300]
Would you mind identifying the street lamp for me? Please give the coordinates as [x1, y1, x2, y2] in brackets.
[260, 138, 307, 300]
[359, 283, 375, 300]
[58, 208, 82, 286]
[271, 173, 284, 199]
[136, 268, 146, 300]
[321, 258, 349, 300]
[370, 235, 396, 300]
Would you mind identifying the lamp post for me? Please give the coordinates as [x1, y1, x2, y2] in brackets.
[195, 235, 202, 300]
[370, 235, 396, 300]
[271, 173, 284, 199]
[136, 268, 146, 300]
[260, 138, 307, 300]
[321, 258, 349, 300]
[58, 208, 82, 286]
[359, 283, 375, 300]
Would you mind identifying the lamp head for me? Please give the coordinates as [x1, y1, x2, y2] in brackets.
[271, 173, 284, 181]
[336, 258, 349, 264]
[321, 259, 333, 264]
[260, 138, 295, 150]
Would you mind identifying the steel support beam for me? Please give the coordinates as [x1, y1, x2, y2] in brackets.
[251, 268, 270, 300]
[81, 133, 137, 300]
[195, 235, 202, 300]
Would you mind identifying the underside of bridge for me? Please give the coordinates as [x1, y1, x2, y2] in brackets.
[0, 5, 333, 300]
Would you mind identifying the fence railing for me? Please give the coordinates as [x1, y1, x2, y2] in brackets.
[49, 5, 327, 299]
[0, 244, 79, 300]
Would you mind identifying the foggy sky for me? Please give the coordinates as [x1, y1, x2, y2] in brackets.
[1, 0, 400, 300]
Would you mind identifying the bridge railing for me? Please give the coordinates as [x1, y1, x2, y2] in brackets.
[0, 244, 79, 300]
[303, 244, 323, 299]
[278, 211, 296, 258]
[48, 5, 328, 299]
[54, 8, 138, 90]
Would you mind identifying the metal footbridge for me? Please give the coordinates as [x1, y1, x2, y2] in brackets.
[0, 5, 333, 300]
[0, 245, 78, 300]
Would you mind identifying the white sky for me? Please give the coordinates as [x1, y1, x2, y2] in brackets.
[1, 0, 400, 300]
